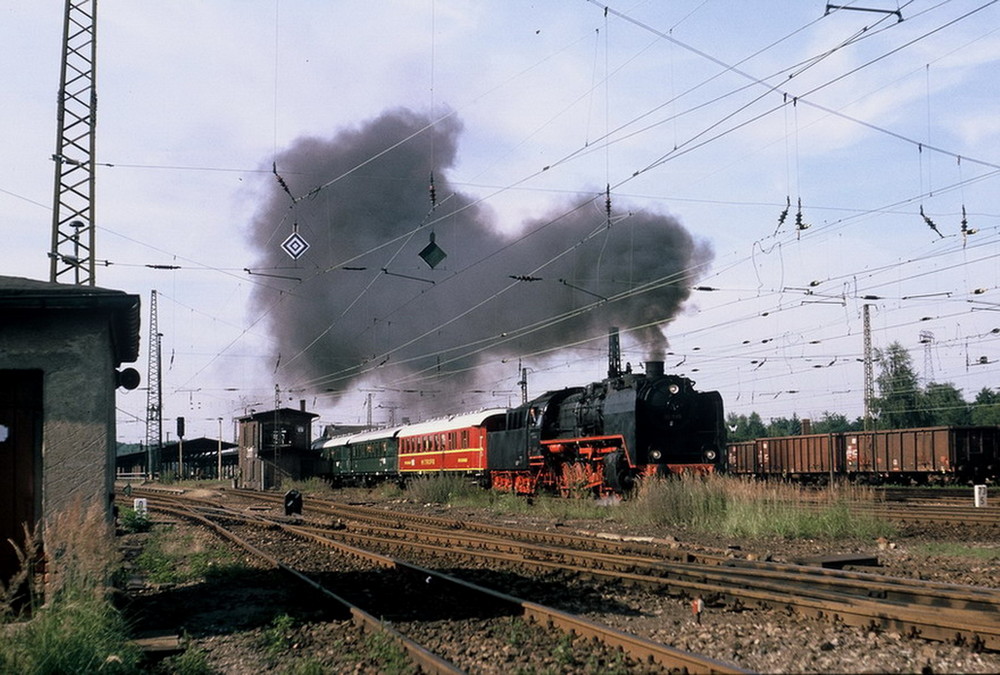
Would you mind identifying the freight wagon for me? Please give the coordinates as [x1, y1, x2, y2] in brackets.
[726, 426, 1000, 484]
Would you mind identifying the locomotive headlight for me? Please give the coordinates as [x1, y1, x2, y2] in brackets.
[704, 450, 717, 461]
[650, 449, 663, 461]
[668, 383, 680, 395]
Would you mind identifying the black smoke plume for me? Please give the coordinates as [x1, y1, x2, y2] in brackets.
[247, 108, 712, 418]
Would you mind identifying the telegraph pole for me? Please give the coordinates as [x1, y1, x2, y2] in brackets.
[49, 0, 98, 285]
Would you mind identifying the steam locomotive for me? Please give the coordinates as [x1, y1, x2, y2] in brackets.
[486, 360, 726, 495]
[314, 342, 726, 496]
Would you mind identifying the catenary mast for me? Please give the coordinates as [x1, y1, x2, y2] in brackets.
[49, 0, 98, 285]
[145, 291, 163, 476]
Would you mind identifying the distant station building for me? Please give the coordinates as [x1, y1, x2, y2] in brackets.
[116, 437, 239, 481]
[0, 276, 141, 586]
[237, 404, 320, 489]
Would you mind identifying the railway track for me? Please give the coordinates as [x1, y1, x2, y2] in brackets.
[790, 485, 998, 525]
[129, 486, 1000, 653]
[799, 500, 1000, 527]
[130, 488, 744, 673]
[879, 487, 981, 503]
[267, 491, 1000, 651]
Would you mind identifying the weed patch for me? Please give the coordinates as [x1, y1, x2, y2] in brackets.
[407, 474, 482, 504]
[261, 612, 296, 659]
[283, 477, 334, 496]
[623, 475, 895, 540]
[361, 630, 415, 675]
[913, 542, 1000, 560]
[134, 526, 244, 585]
[119, 507, 151, 534]
[0, 500, 142, 674]
[159, 643, 214, 675]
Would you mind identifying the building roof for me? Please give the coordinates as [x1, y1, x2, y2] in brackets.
[0, 275, 141, 364]
[238, 407, 319, 423]
[161, 437, 239, 453]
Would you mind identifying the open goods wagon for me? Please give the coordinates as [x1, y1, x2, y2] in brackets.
[726, 426, 1000, 484]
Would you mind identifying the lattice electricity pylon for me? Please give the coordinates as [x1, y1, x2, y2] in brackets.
[145, 291, 163, 476]
[49, 0, 98, 285]
[863, 304, 875, 431]
[920, 330, 935, 385]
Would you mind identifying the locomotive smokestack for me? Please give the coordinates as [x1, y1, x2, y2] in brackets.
[608, 327, 622, 378]
[645, 361, 664, 377]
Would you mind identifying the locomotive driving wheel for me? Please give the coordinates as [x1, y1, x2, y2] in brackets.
[603, 450, 635, 495]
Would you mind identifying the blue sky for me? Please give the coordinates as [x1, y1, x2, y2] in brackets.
[4, 1, 1000, 442]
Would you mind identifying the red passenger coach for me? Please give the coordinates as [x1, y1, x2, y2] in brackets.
[397, 409, 507, 476]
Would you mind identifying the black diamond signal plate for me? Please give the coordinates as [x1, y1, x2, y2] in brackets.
[281, 232, 310, 260]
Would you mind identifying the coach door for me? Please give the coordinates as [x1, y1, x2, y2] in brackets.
[0, 370, 43, 586]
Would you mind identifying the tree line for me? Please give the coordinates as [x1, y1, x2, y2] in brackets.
[726, 341, 1000, 442]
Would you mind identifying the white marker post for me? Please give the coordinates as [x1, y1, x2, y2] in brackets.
[974, 484, 987, 508]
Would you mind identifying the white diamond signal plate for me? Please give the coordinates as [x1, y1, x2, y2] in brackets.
[281, 232, 310, 260]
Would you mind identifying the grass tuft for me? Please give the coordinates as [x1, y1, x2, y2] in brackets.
[403, 472, 895, 541]
[406, 474, 482, 504]
[160, 643, 214, 675]
[134, 526, 244, 585]
[623, 474, 894, 539]
[119, 507, 151, 534]
[282, 477, 335, 495]
[912, 542, 1000, 560]
[1, 498, 143, 674]
[261, 612, 296, 660]
[360, 630, 415, 675]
